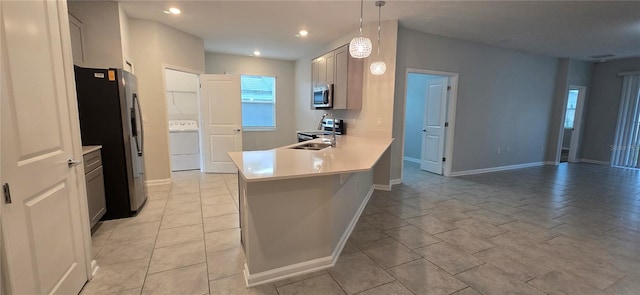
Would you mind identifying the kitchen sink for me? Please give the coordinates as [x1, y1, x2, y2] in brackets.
[289, 142, 332, 151]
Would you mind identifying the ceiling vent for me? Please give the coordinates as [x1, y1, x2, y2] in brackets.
[590, 54, 615, 59]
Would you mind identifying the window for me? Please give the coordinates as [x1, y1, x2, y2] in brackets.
[564, 89, 579, 128]
[241, 75, 276, 130]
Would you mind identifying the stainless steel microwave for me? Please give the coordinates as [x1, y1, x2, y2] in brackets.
[313, 84, 333, 108]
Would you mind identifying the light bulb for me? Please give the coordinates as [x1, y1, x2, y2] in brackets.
[349, 36, 372, 59]
[370, 61, 386, 75]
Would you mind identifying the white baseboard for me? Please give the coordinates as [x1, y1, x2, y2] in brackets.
[244, 186, 375, 287]
[390, 178, 402, 186]
[373, 184, 391, 191]
[144, 178, 172, 191]
[544, 161, 558, 165]
[403, 157, 421, 164]
[450, 162, 545, 177]
[90, 260, 99, 280]
[580, 158, 610, 165]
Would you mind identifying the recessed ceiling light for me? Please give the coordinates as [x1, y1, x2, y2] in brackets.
[299, 30, 308, 37]
[253, 50, 261, 56]
[164, 7, 181, 15]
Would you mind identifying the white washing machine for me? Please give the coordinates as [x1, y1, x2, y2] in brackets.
[169, 120, 200, 171]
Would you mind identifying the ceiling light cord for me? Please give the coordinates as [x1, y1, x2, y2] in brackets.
[359, 0, 364, 36]
[377, 4, 381, 59]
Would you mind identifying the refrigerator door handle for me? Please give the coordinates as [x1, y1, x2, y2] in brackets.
[133, 93, 144, 156]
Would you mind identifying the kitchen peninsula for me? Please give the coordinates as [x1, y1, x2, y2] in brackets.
[228, 135, 393, 286]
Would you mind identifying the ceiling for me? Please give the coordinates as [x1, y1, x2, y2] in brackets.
[119, 1, 640, 61]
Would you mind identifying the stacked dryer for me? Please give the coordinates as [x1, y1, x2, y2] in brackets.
[169, 120, 200, 171]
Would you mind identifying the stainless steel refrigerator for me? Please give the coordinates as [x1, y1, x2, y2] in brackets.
[74, 67, 146, 219]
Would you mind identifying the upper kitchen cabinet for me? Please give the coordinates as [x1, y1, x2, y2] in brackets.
[311, 44, 363, 110]
[312, 51, 335, 87]
[333, 45, 363, 110]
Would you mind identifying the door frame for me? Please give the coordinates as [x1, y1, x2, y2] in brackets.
[400, 68, 459, 180]
[554, 85, 587, 164]
[161, 64, 203, 173]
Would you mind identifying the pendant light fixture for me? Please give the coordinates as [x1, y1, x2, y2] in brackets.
[349, 0, 372, 59]
[370, 1, 386, 75]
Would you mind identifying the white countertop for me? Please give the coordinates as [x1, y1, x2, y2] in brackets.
[82, 145, 102, 155]
[229, 135, 393, 182]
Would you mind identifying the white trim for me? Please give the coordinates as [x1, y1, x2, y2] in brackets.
[244, 186, 374, 287]
[145, 178, 172, 186]
[544, 161, 559, 166]
[90, 260, 99, 280]
[618, 71, 640, 77]
[373, 184, 391, 191]
[403, 157, 421, 164]
[450, 162, 545, 177]
[580, 158, 610, 165]
[399, 69, 459, 180]
[390, 178, 402, 186]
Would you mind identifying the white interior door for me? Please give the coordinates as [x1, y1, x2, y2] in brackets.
[1, 1, 88, 294]
[421, 77, 448, 174]
[568, 86, 586, 162]
[200, 74, 242, 173]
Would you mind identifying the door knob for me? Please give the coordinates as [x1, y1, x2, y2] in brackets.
[67, 158, 82, 167]
[422, 129, 426, 132]
[234, 128, 242, 132]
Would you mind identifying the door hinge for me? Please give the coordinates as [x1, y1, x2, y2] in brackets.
[442, 157, 446, 162]
[447, 86, 451, 91]
[444, 122, 449, 127]
[3, 183, 12, 204]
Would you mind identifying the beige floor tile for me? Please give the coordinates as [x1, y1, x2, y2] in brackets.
[384, 205, 428, 219]
[273, 270, 328, 287]
[205, 228, 241, 251]
[604, 275, 640, 295]
[202, 195, 236, 207]
[454, 218, 506, 239]
[452, 287, 482, 295]
[108, 221, 160, 243]
[455, 264, 544, 295]
[118, 208, 165, 226]
[405, 215, 457, 234]
[202, 203, 238, 218]
[358, 238, 422, 269]
[478, 201, 522, 215]
[414, 242, 484, 275]
[472, 247, 550, 281]
[328, 253, 394, 294]
[528, 270, 606, 295]
[148, 240, 206, 274]
[465, 209, 514, 225]
[96, 238, 155, 266]
[383, 225, 440, 249]
[80, 259, 148, 295]
[166, 193, 201, 205]
[424, 206, 470, 223]
[207, 247, 246, 280]
[160, 212, 203, 229]
[201, 187, 233, 198]
[277, 274, 345, 295]
[361, 213, 409, 230]
[355, 281, 412, 295]
[435, 229, 495, 254]
[155, 224, 204, 248]
[348, 227, 389, 245]
[210, 273, 277, 295]
[204, 214, 239, 233]
[163, 201, 202, 216]
[142, 263, 209, 295]
[499, 221, 560, 242]
[387, 259, 467, 295]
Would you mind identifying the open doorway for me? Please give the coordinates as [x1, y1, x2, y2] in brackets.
[401, 69, 459, 178]
[558, 85, 587, 163]
[163, 68, 201, 171]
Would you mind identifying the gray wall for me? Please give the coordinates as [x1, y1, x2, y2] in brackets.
[205, 52, 296, 151]
[581, 57, 640, 162]
[392, 27, 558, 178]
[404, 74, 440, 160]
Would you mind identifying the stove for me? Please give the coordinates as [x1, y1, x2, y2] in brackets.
[297, 119, 345, 142]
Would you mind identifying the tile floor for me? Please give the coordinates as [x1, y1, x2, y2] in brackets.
[81, 162, 640, 295]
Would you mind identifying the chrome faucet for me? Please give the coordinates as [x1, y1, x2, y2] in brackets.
[318, 113, 336, 147]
